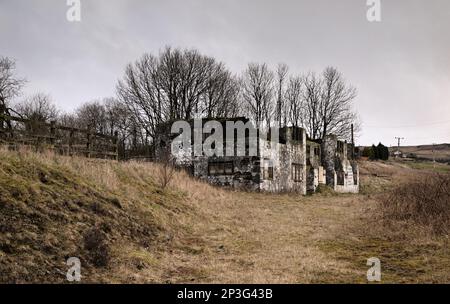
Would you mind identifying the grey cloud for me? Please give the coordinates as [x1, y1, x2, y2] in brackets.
[0, 0, 449, 145]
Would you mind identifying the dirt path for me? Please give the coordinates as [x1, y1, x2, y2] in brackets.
[159, 192, 371, 283]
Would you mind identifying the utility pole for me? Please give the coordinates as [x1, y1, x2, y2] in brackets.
[432, 143, 436, 168]
[277, 78, 282, 128]
[351, 124, 355, 159]
[394, 137, 404, 158]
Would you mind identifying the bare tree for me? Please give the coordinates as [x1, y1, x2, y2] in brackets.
[319, 67, 359, 141]
[302, 72, 323, 140]
[76, 100, 107, 134]
[201, 63, 240, 118]
[104, 97, 131, 137]
[297, 67, 359, 141]
[117, 47, 230, 140]
[285, 75, 304, 127]
[0, 57, 26, 109]
[72, 97, 154, 159]
[241, 63, 275, 129]
[0, 57, 26, 135]
[58, 112, 78, 129]
[276, 63, 288, 127]
[103, 97, 147, 157]
[15, 93, 58, 122]
[160, 47, 216, 119]
[117, 53, 162, 140]
[176, 49, 215, 119]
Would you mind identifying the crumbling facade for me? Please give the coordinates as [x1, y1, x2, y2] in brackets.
[322, 135, 359, 193]
[306, 140, 326, 192]
[155, 118, 358, 194]
[259, 127, 307, 194]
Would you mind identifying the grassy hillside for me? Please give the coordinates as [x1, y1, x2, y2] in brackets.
[1, 148, 449, 283]
[0, 148, 198, 283]
[389, 144, 450, 162]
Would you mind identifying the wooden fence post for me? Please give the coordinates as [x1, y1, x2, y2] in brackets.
[50, 120, 56, 146]
[0, 104, 4, 131]
[86, 132, 91, 158]
[69, 129, 74, 156]
[0, 104, 5, 140]
[113, 131, 119, 161]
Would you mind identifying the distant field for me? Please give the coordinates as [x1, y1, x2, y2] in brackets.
[405, 161, 450, 173]
[388, 144, 450, 162]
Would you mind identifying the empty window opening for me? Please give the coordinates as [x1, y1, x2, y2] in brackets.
[292, 128, 302, 141]
[208, 161, 234, 176]
[262, 159, 274, 180]
[292, 163, 303, 182]
[337, 141, 344, 153]
[314, 147, 320, 156]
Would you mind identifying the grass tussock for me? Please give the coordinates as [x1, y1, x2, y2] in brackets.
[83, 226, 110, 267]
[378, 173, 450, 235]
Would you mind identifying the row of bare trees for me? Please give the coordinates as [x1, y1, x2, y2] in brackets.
[1, 47, 360, 159]
[117, 47, 359, 141]
[60, 98, 148, 158]
[241, 63, 359, 140]
[1, 57, 146, 158]
[116, 47, 241, 139]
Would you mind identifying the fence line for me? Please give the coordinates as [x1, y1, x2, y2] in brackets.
[0, 111, 118, 160]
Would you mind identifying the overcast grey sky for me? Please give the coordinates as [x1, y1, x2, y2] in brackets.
[0, 0, 449, 146]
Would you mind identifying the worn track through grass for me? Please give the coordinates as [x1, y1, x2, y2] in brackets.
[1, 149, 449, 283]
[160, 160, 450, 283]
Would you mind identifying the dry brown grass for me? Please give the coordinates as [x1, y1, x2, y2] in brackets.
[378, 173, 450, 235]
[327, 160, 450, 283]
[0, 147, 182, 282]
[1, 147, 449, 283]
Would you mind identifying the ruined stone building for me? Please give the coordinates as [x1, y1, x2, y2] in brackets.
[322, 135, 359, 193]
[306, 139, 326, 192]
[155, 118, 359, 194]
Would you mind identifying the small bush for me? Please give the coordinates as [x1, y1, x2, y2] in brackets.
[83, 227, 110, 267]
[379, 173, 450, 235]
[157, 153, 175, 189]
[361, 147, 373, 158]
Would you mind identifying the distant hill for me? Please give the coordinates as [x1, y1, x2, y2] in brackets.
[388, 144, 450, 162]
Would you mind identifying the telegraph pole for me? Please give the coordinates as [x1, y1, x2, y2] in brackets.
[432, 143, 436, 168]
[351, 124, 355, 159]
[394, 137, 404, 158]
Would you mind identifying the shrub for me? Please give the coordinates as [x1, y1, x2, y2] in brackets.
[367, 143, 389, 160]
[157, 153, 176, 189]
[379, 173, 450, 235]
[362, 147, 373, 158]
[377, 143, 389, 160]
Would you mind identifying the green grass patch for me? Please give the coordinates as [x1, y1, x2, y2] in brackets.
[405, 161, 450, 173]
[317, 236, 450, 283]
